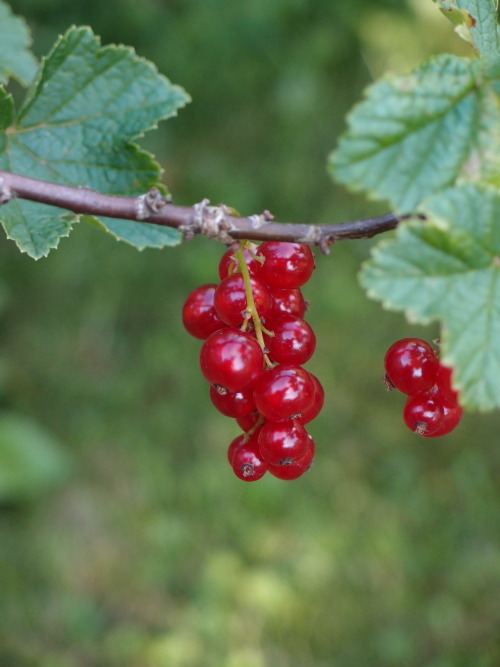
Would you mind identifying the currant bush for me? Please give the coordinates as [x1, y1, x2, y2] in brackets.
[384, 338, 462, 438]
[183, 240, 322, 481]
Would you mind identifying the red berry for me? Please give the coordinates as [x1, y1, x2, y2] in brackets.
[264, 314, 316, 365]
[214, 273, 272, 326]
[200, 328, 263, 392]
[236, 410, 263, 432]
[218, 246, 262, 279]
[267, 435, 315, 480]
[435, 363, 460, 406]
[384, 338, 439, 395]
[231, 436, 267, 481]
[227, 433, 246, 464]
[403, 395, 444, 436]
[257, 242, 315, 289]
[182, 284, 226, 339]
[270, 288, 306, 319]
[297, 373, 325, 425]
[209, 384, 256, 418]
[253, 365, 314, 421]
[423, 402, 463, 437]
[258, 419, 309, 466]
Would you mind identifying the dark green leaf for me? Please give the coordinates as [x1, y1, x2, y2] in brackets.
[83, 215, 182, 250]
[0, 0, 37, 85]
[0, 26, 189, 258]
[360, 183, 500, 411]
[329, 56, 490, 212]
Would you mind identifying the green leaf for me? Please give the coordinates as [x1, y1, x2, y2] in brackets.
[0, 26, 190, 258]
[360, 183, 500, 411]
[0, 0, 38, 85]
[0, 412, 71, 503]
[83, 215, 182, 250]
[329, 55, 489, 212]
[433, 0, 500, 58]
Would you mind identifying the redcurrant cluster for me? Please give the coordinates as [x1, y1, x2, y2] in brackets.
[384, 338, 463, 437]
[182, 241, 324, 481]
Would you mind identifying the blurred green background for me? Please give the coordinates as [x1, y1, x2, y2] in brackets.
[1, 1, 500, 665]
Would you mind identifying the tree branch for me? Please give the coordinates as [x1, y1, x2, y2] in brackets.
[0, 171, 405, 251]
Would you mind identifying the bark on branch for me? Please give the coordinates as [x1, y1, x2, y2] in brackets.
[0, 171, 406, 251]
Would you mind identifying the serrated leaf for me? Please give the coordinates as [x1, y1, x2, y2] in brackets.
[329, 55, 489, 212]
[360, 183, 500, 411]
[0, 0, 37, 85]
[0, 412, 71, 503]
[83, 215, 181, 250]
[0, 26, 190, 258]
[433, 0, 500, 58]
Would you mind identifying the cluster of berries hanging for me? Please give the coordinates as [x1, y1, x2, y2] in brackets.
[384, 338, 463, 437]
[182, 241, 323, 481]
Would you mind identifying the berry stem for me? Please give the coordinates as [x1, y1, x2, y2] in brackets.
[235, 241, 274, 368]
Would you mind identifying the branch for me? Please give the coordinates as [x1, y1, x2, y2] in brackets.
[0, 171, 405, 251]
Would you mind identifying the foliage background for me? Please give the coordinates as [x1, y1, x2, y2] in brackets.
[1, 0, 499, 665]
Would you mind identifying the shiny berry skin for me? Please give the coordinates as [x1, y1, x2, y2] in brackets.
[403, 395, 444, 436]
[435, 363, 460, 406]
[267, 435, 315, 480]
[257, 242, 315, 289]
[209, 385, 256, 418]
[218, 246, 262, 279]
[227, 433, 246, 464]
[297, 373, 325, 425]
[182, 284, 226, 339]
[253, 365, 314, 422]
[270, 288, 306, 319]
[231, 436, 267, 481]
[258, 419, 309, 466]
[214, 274, 272, 326]
[384, 338, 439, 395]
[200, 328, 263, 392]
[264, 314, 316, 365]
[423, 402, 463, 437]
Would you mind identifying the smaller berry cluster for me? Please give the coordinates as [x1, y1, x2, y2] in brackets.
[182, 241, 324, 481]
[384, 338, 463, 437]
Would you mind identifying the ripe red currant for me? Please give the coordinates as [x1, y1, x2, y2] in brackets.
[214, 273, 272, 326]
[200, 328, 263, 392]
[403, 395, 444, 436]
[435, 363, 460, 406]
[209, 385, 256, 419]
[257, 242, 315, 289]
[422, 402, 463, 437]
[384, 338, 439, 395]
[231, 436, 268, 481]
[267, 434, 315, 480]
[218, 246, 262, 279]
[270, 288, 306, 319]
[264, 314, 316, 365]
[258, 419, 309, 466]
[253, 364, 314, 421]
[182, 284, 226, 340]
[236, 410, 263, 432]
[297, 373, 324, 425]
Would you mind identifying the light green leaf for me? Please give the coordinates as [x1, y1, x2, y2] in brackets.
[360, 183, 500, 411]
[433, 0, 499, 58]
[0, 0, 38, 85]
[0, 412, 71, 503]
[329, 55, 488, 212]
[0, 26, 190, 258]
[83, 215, 182, 250]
